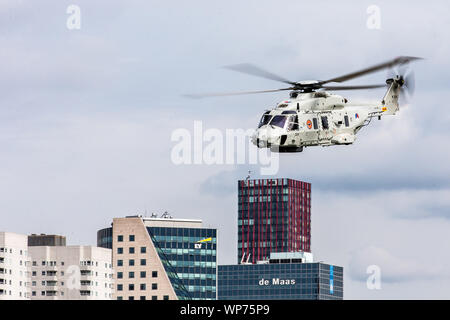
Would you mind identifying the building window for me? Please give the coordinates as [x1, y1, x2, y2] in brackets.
[117, 272, 123, 279]
[151, 283, 157, 290]
[140, 259, 146, 266]
[129, 235, 135, 242]
[117, 248, 123, 254]
[128, 284, 134, 291]
[140, 271, 146, 278]
[140, 296, 146, 300]
[117, 260, 123, 267]
[163, 295, 169, 300]
[129, 259, 135, 266]
[117, 284, 123, 291]
[128, 296, 134, 300]
[151, 296, 157, 300]
[117, 296, 123, 300]
[152, 271, 158, 278]
[32, 291, 36, 296]
[32, 271, 36, 277]
[129, 272, 135, 279]
[118, 235, 123, 242]
[140, 284, 146, 290]
[129, 247, 135, 254]
[140, 247, 146, 254]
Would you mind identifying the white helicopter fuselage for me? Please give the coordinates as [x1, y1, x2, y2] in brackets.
[252, 79, 400, 152]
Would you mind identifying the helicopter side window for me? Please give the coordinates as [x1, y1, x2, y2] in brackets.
[293, 115, 299, 130]
[321, 116, 329, 129]
[270, 115, 287, 128]
[312, 118, 318, 130]
[344, 115, 349, 127]
[258, 114, 272, 128]
[287, 115, 298, 131]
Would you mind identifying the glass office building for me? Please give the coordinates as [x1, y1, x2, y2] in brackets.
[218, 261, 343, 300]
[98, 216, 217, 300]
[97, 227, 112, 249]
[238, 178, 311, 264]
[147, 226, 217, 300]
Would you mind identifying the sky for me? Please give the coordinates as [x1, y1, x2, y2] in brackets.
[0, 0, 449, 299]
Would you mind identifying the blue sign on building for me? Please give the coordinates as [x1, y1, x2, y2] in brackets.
[330, 265, 334, 295]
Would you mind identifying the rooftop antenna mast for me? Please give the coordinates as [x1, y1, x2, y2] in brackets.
[245, 170, 251, 183]
[161, 211, 173, 219]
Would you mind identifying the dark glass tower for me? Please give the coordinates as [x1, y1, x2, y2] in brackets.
[238, 178, 311, 264]
[218, 262, 343, 300]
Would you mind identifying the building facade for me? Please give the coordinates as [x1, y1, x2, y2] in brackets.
[218, 260, 343, 300]
[28, 234, 66, 247]
[0, 232, 31, 300]
[98, 216, 217, 300]
[28, 245, 113, 300]
[238, 178, 311, 264]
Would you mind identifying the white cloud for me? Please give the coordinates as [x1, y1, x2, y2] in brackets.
[349, 245, 446, 283]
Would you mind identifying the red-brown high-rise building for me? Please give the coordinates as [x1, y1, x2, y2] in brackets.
[237, 178, 311, 264]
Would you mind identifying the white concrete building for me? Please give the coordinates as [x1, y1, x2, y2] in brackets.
[0, 232, 31, 300]
[28, 245, 114, 300]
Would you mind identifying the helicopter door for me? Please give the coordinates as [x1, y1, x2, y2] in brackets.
[286, 115, 300, 146]
[318, 112, 332, 141]
[302, 116, 319, 145]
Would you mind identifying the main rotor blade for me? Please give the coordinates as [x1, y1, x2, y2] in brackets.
[321, 56, 422, 84]
[183, 87, 294, 99]
[224, 63, 297, 86]
[321, 84, 387, 91]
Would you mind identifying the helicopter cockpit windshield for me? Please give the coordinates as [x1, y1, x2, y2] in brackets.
[258, 113, 272, 128]
[269, 115, 287, 128]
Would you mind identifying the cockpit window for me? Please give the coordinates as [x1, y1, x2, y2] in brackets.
[270, 115, 287, 128]
[258, 114, 272, 128]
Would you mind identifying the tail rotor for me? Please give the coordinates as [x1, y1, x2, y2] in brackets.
[387, 63, 416, 103]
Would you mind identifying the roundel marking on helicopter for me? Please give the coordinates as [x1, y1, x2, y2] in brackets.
[306, 120, 312, 129]
[355, 113, 359, 119]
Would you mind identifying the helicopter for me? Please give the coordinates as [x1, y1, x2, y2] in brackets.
[187, 56, 422, 153]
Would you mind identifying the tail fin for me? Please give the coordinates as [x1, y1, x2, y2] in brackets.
[381, 78, 401, 115]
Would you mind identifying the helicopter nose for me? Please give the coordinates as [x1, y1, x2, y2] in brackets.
[253, 127, 270, 147]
